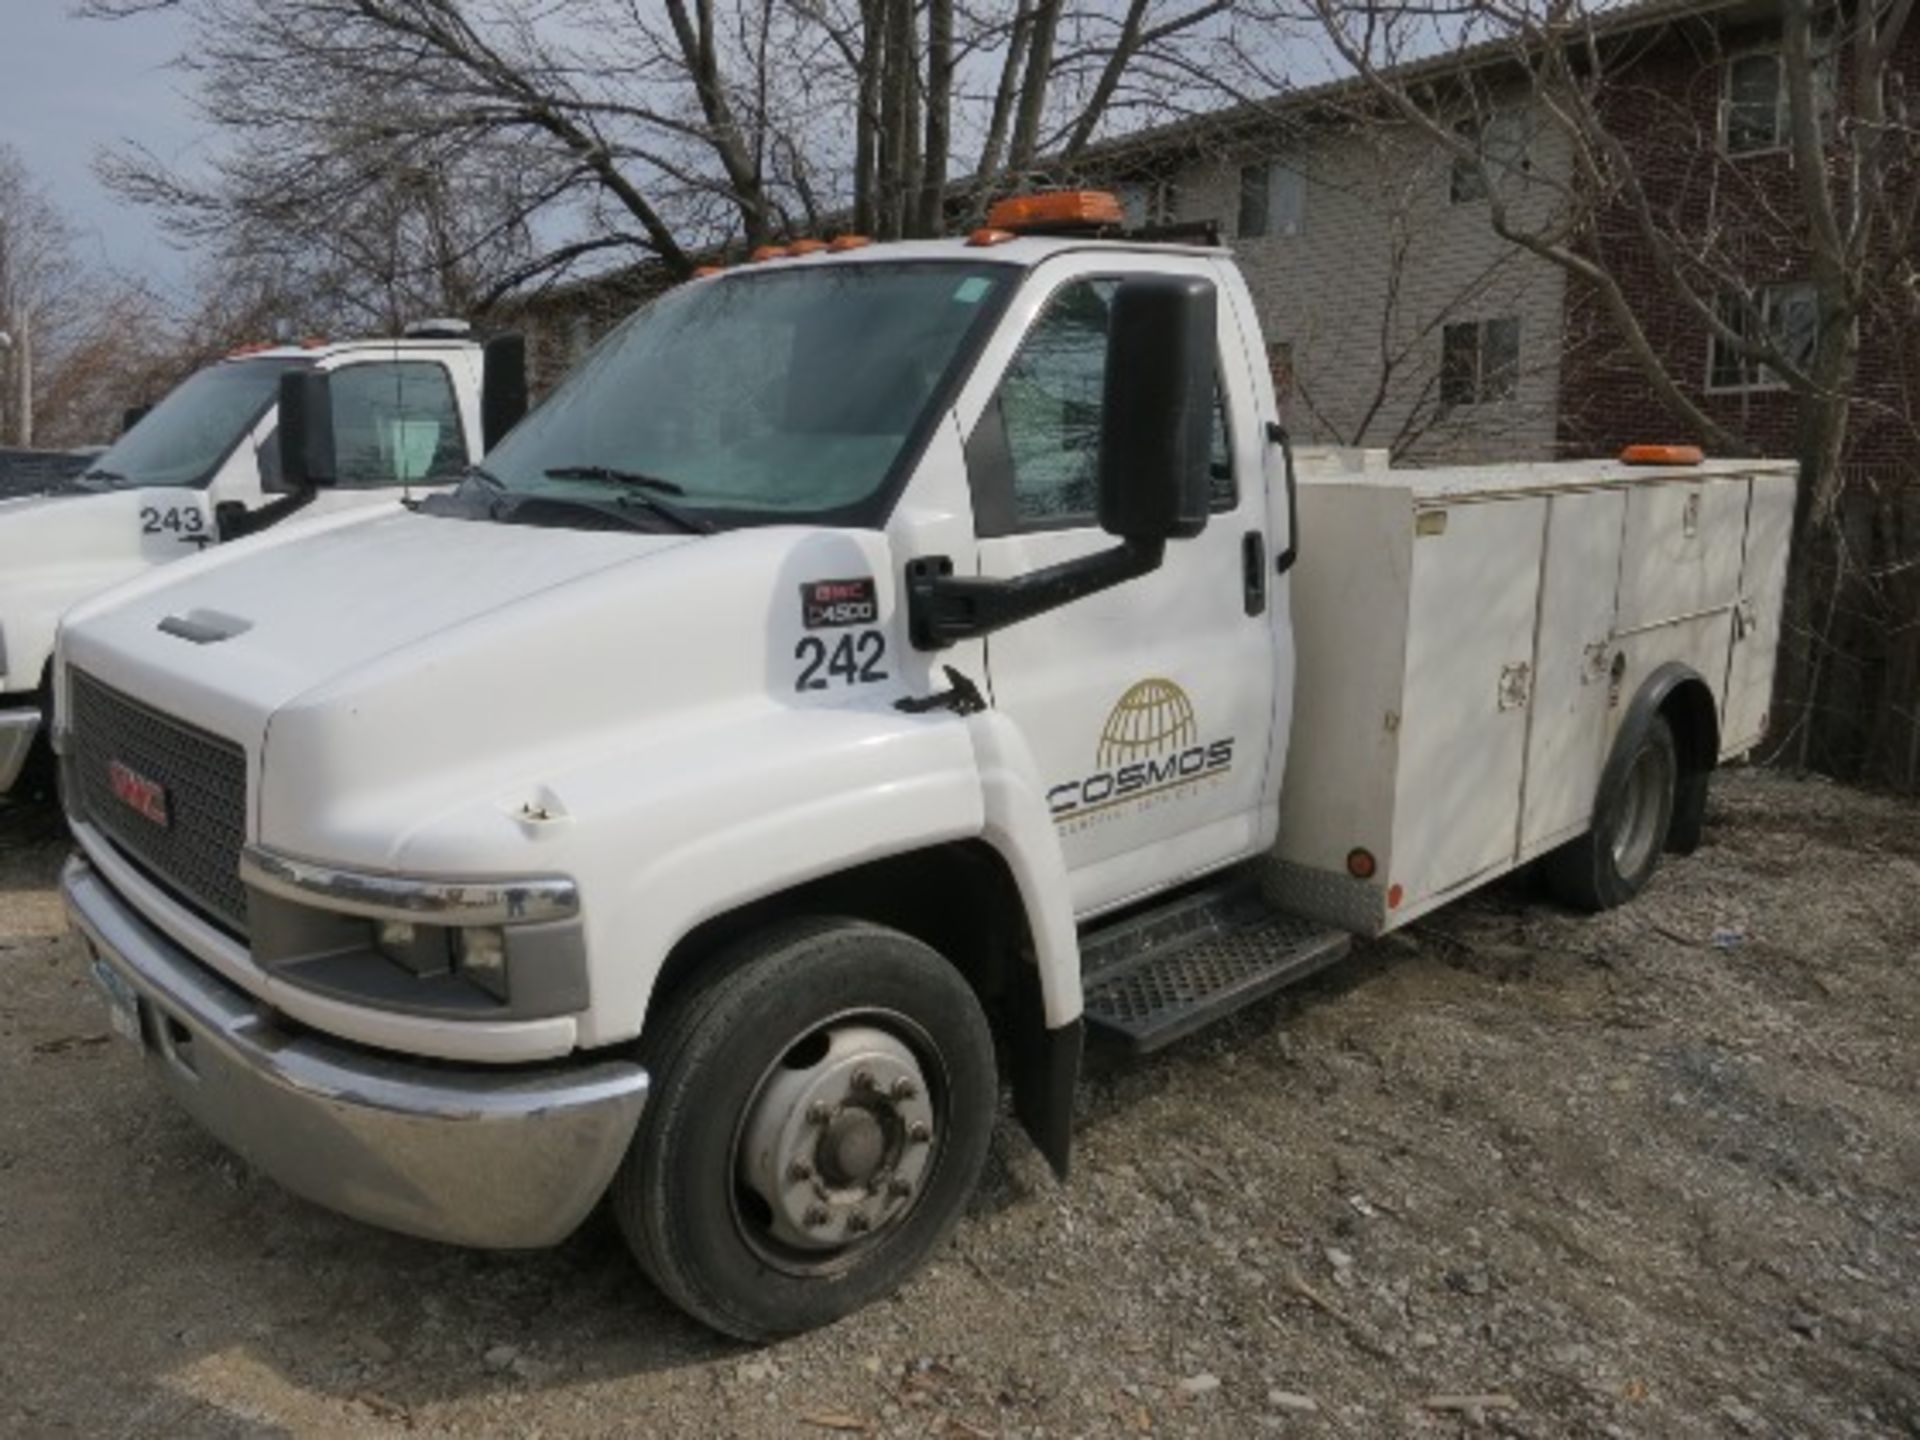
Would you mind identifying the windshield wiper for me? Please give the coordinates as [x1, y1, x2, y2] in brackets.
[493, 492, 708, 537]
[541, 464, 713, 534]
[81, 467, 126, 483]
[543, 463, 688, 495]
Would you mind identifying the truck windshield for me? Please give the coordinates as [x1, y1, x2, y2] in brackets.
[478, 260, 1014, 525]
[88, 357, 306, 489]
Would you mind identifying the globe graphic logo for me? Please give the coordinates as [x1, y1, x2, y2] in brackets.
[1097, 679, 1198, 768]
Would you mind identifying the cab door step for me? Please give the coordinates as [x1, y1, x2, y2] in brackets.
[1079, 879, 1350, 1054]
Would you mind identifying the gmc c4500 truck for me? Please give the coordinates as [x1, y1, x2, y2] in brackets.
[0, 324, 526, 798]
[51, 191, 1794, 1339]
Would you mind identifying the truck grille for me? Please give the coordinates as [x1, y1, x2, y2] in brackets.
[67, 669, 250, 934]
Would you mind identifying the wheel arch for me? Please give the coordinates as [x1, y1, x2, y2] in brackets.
[646, 837, 1081, 1180]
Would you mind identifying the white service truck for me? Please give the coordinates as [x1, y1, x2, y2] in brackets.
[50, 193, 1794, 1340]
[0, 326, 527, 797]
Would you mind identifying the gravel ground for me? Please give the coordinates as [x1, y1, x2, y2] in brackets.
[1, 770, 1916, 1438]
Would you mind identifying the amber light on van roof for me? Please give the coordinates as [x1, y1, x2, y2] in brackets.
[1620, 443, 1705, 466]
[986, 190, 1124, 231]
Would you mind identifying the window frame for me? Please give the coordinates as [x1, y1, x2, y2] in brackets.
[1704, 280, 1818, 393]
[325, 358, 473, 489]
[1721, 47, 1788, 156]
[1237, 159, 1305, 239]
[1449, 111, 1529, 205]
[1439, 316, 1521, 408]
[964, 272, 1240, 539]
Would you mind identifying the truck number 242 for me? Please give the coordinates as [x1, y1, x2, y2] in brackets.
[794, 631, 888, 691]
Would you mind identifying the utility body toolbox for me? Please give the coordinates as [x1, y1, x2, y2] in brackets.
[1266, 454, 1797, 934]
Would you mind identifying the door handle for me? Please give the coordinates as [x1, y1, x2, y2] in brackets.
[1243, 531, 1267, 616]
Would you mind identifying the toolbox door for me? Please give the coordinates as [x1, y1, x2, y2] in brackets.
[1519, 489, 1628, 854]
[1392, 497, 1546, 908]
[1721, 473, 1795, 755]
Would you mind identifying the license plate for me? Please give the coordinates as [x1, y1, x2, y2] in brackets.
[91, 958, 143, 1045]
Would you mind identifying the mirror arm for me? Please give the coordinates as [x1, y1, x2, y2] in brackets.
[907, 538, 1165, 651]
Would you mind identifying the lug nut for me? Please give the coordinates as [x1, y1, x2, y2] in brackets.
[788, 1158, 814, 1182]
[850, 1069, 875, 1091]
[890, 1077, 917, 1101]
[803, 1205, 830, 1228]
[846, 1211, 871, 1234]
[888, 1176, 913, 1199]
[908, 1121, 931, 1144]
[805, 1101, 832, 1124]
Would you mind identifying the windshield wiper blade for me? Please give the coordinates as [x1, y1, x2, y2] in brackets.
[81, 467, 126, 482]
[543, 463, 688, 495]
[495, 492, 709, 537]
[541, 464, 713, 534]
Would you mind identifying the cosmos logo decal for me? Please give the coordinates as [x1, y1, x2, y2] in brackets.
[1047, 678, 1234, 826]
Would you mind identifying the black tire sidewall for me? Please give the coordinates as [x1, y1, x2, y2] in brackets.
[619, 921, 997, 1340]
[1589, 718, 1681, 906]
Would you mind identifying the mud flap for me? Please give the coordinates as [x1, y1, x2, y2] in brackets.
[1008, 961, 1080, 1180]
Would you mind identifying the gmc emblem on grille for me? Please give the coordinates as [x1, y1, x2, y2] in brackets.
[107, 760, 170, 828]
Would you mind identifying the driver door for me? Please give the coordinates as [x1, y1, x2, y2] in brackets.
[966, 254, 1277, 916]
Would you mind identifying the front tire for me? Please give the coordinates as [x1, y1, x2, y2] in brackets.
[612, 918, 998, 1340]
[1545, 715, 1680, 911]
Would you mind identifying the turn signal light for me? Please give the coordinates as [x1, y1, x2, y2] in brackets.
[1346, 848, 1377, 880]
[1620, 444, 1704, 466]
[986, 189, 1125, 232]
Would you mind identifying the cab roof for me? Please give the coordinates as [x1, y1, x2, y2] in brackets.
[701, 231, 1230, 277]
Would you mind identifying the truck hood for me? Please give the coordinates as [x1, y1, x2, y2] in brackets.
[2, 487, 216, 693]
[0, 486, 211, 583]
[61, 508, 692, 732]
[60, 508, 898, 866]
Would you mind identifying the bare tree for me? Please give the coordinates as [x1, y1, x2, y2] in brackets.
[83, 0, 1248, 312]
[0, 146, 87, 447]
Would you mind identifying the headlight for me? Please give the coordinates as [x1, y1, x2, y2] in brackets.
[241, 847, 583, 1019]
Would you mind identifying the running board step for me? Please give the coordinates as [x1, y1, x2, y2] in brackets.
[1080, 881, 1350, 1054]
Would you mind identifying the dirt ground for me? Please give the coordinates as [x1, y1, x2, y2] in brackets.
[1, 769, 1916, 1439]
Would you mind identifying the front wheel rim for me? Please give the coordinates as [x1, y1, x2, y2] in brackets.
[730, 1009, 944, 1276]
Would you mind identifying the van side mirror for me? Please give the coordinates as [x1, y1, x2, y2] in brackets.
[1097, 275, 1216, 543]
[121, 404, 151, 435]
[481, 333, 528, 450]
[278, 369, 337, 489]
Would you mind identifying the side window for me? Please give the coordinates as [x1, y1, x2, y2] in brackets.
[992, 278, 1234, 530]
[328, 361, 469, 487]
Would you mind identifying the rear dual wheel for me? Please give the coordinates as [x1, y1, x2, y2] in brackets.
[1545, 715, 1679, 911]
[612, 918, 997, 1340]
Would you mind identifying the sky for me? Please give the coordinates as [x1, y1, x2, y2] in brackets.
[0, 2, 202, 295]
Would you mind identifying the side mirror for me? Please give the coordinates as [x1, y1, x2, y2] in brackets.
[1096, 275, 1216, 543]
[277, 370, 337, 488]
[213, 500, 249, 542]
[481, 332, 528, 450]
[121, 404, 151, 435]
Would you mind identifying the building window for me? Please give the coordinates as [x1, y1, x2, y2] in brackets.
[1721, 45, 1835, 155]
[1450, 112, 1529, 203]
[1708, 282, 1817, 390]
[1238, 160, 1305, 238]
[1115, 178, 1177, 229]
[1440, 318, 1520, 406]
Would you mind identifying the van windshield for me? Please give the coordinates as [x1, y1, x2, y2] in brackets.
[477, 260, 1014, 525]
[87, 357, 306, 489]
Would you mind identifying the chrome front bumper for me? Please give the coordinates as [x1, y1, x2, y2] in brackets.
[61, 854, 650, 1249]
[0, 708, 40, 793]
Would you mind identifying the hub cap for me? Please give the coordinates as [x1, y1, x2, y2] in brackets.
[737, 1021, 936, 1259]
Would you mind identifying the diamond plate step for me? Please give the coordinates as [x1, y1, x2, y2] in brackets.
[1080, 884, 1350, 1054]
